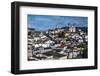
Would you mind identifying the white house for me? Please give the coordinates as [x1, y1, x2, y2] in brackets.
[78, 39, 83, 43]
[34, 37, 40, 41]
[45, 40, 54, 44]
[40, 35, 47, 39]
[34, 40, 54, 48]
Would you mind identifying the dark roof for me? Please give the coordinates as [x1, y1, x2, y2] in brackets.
[32, 55, 46, 60]
[43, 51, 66, 58]
[53, 48, 62, 52]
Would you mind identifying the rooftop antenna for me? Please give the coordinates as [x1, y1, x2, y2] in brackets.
[78, 23, 80, 27]
[68, 23, 71, 27]
[66, 24, 68, 27]
[55, 24, 58, 30]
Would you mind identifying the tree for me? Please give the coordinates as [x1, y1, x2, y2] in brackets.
[82, 48, 88, 58]
[58, 32, 65, 38]
[77, 43, 86, 48]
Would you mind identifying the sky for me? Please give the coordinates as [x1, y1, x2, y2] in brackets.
[28, 15, 88, 31]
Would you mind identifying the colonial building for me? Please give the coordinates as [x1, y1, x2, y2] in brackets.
[69, 25, 76, 32]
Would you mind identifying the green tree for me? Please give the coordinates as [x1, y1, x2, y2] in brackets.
[82, 48, 88, 58]
[58, 32, 65, 38]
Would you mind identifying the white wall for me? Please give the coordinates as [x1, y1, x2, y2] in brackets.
[0, 0, 99, 76]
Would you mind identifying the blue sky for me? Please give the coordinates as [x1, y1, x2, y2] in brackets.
[28, 15, 88, 31]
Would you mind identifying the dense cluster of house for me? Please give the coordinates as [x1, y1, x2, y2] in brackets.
[28, 25, 88, 61]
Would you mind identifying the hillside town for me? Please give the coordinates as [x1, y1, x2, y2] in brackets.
[28, 24, 88, 61]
